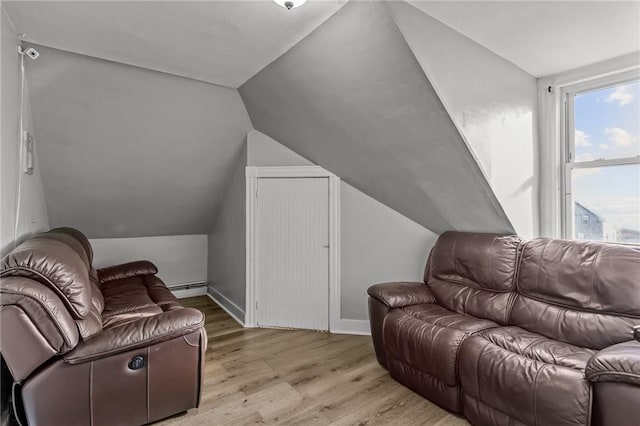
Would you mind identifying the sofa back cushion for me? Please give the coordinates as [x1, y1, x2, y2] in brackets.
[49, 227, 94, 265]
[76, 276, 105, 339]
[511, 238, 640, 349]
[425, 231, 522, 325]
[1, 236, 92, 319]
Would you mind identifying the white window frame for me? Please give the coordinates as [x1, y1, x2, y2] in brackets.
[560, 70, 640, 241]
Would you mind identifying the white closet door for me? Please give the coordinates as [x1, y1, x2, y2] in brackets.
[256, 177, 329, 331]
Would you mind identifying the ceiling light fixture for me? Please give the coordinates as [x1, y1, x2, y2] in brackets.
[274, 0, 308, 10]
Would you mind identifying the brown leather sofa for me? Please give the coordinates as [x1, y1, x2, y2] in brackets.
[368, 231, 640, 426]
[0, 228, 207, 426]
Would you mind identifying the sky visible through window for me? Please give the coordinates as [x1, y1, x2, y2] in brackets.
[573, 81, 640, 241]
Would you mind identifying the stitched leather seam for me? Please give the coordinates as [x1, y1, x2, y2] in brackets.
[99, 270, 156, 284]
[474, 341, 489, 399]
[450, 238, 458, 284]
[64, 320, 204, 364]
[368, 292, 394, 308]
[98, 263, 158, 284]
[368, 292, 422, 309]
[587, 371, 640, 382]
[1, 289, 76, 348]
[512, 239, 525, 292]
[505, 292, 518, 325]
[455, 332, 485, 393]
[183, 333, 200, 347]
[433, 314, 494, 333]
[553, 308, 565, 340]
[431, 276, 515, 293]
[588, 246, 603, 307]
[520, 337, 548, 356]
[387, 355, 457, 388]
[462, 289, 472, 315]
[380, 305, 390, 368]
[399, 308, 496, 333]
[367, 284, 433, 309]
[463, 392, 524, 425]
[532, 363, 548, 426]
[507, 241, 526, 324]
[1, 266, 85, 318]
[9, 305, 61, 357]
[540, 241, 552, 296]
[102, 303, 159, 316]
[488, 237, 497, 290]
[515, 293, 640, 319]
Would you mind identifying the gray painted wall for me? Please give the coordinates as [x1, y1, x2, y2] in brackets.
[91, 235, 207, 288]
[25, 44, 252, 238]
[388, 1, 539, 238]
[1, 8, 49, 255]
[240, 0, 513, 235]
[207, 143, 247, 322]
[247, 130, 312, 167]
[340, 180, 438, 320]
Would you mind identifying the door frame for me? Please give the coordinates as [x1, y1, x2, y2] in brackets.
[245, 166, 341, 330]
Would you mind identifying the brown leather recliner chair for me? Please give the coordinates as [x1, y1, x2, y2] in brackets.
[0, 228, 207, 426]
[368, 231, 640, 426]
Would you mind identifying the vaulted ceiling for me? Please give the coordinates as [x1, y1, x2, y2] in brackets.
[3, 1, 346, 88]
[5, 1, 637, 85]
[2, 0, 638, 238]
[240, 0, 513, 234]
[407, 1, 640, 77]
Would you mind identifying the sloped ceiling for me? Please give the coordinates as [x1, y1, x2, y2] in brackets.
[388, 0, 538, 238]
[240, 0, 513, 234]
[6, 1, 635, 239]
[408, 1, 640, 77]
[26, 45, 252, 238]
[5, 1, 636, 85]
[3, 0, 346, 88]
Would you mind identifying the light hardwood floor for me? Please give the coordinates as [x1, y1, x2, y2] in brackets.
[158, 296, 468, 426]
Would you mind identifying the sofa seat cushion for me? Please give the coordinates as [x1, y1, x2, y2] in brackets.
[101, 276, 164, 328]
[480, 326, 596, 371]
[383, 303, 498, 387]
[460, 327, 593, 426]
[144, 275, 183, 311]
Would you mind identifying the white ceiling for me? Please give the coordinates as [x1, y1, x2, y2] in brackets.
[3, 1, 639, 83]
[2, 0, 346, 88]
[408, 1, 640, 77]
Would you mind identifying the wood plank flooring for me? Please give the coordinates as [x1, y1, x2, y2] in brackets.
[157, 296, 468, 426]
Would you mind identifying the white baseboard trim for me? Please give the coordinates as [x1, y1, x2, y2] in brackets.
[207, 288, 246, 327]
[331, 319, 371, 336]
[171, 286, 207, 299]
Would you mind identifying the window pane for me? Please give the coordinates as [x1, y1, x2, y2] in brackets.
[574, 80, 640, 162]
[572, 163, 640, 243]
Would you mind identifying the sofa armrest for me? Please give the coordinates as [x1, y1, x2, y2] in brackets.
[367, 281, 435, 309]
[97, 260, 158, 284]
[63, 308, 204, 364]
[586, 341, 640, 386]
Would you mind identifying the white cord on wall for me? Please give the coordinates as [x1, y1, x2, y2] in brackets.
[13, 47, 26, 248]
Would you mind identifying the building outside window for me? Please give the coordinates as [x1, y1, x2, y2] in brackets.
[563, 78, 640, 244]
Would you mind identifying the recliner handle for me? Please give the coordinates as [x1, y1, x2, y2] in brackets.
[633, 325, 640, 342]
